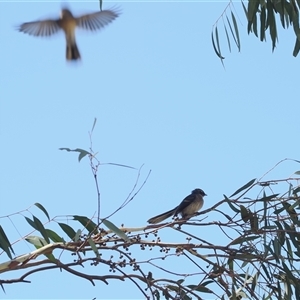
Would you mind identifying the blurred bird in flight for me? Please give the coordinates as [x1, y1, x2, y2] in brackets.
[17, 7, 120, 61]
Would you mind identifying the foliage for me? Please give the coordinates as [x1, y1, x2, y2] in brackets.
[212, 0, 300, 62]
[1, 149, 300, 299]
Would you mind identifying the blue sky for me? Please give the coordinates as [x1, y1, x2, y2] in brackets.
[1, 0, 300, 299]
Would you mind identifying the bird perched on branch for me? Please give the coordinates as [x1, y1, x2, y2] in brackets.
[147, 188, 207, 224]
[17, 7, 121, 60]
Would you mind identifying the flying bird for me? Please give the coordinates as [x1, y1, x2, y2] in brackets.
[147, 188, 207, 224]
[17, 7, 121, 60]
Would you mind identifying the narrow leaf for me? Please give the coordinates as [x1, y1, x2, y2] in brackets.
[88, 237, 100, 257]
[247, 0, 260, 25]
[229, 235, 260, 246]
[58, 223, 77, 241]
[258, 193, 279, 202]
[73, 215, 99, 234]
[230, 178, 256, 197]
[231, 11, 240, 51]
[91, 117, 97, 133]
[293, 187, 300, 194]
[0, 225, 14, 259]
[241, 0, 248, 19]
[224, 195, 240, 213]
[34, 203, 50, 221]
[59, 148, 91, 162]
[215, 26, 222, 56]
[102, 219, 129, 241]
[267, 0, 278, 51]
[240, 205, 250, 222]
[224, 23, 231, 52]
[252, 13, 258, 37]
[186, 285, 212, 293]
[293, 37, 300, 56]
[211, 30, 225, 60]
[25, 216, 38, 230]
[74, 229, 82, 242]
[45, 229, 64, 243]
[226, 15, 239, 47]
[260, 6, 266, 41]
[32, 216, 50, 244]
[26, 236, 48, 248]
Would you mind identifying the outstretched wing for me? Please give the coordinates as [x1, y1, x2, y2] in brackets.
[18, 19, 61, 37]
[76, 8, 121, 31]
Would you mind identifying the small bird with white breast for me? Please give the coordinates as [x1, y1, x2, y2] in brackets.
[17, 7, 121, 61]
[147, 188, 207, 224]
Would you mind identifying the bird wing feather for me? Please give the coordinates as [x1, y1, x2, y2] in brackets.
[18, 20, 61, 37]
[76, 9, 120, 31]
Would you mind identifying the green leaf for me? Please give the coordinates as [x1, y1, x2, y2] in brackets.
[247, 0, 260, 30]
[26, 236, 48, 248]
[230, 178, 256, 197]
[91, 117, 97, 133]
[0, 225, 14, 259]
[272, 237, 281, 258]
[166, 284, 179, 292]
[282, 221, 299, 249]
[264, 242, 278, 262]
[282, 202, 300, 225]
[274, 221, 285, 245]
[215, 26, 222, 55]
[25, 236, 55, 260]
[250, 213, 259, 232]
[25, 216, 50, 244]
[293, 37, 300, 56]
[261, 263, 271, 282]
[45, 229, 64, 243]
[223, 23, 231, 52]
[277, 0, 285, 28]
[59, 148, 91, 162]
[231, 11, 240, 51]
[285, 236, 293, 259]
[186, 284, 213, 293]
[229, 235, 260, 246]
[252, 13, 258, 37]
[293, 186, 300, 194]
[226, 15, 239, 48]
[211, 29, 225, 61]
[34, 203, 50, 221]
[88, 237, 100, 258]
[58, 223, 77, 241]
[224, 195, 240, 213]
[258, 193, 279, 202]
[240, 205, 250, 222]
[33, 216, 50, 244]
[266, 0, 277, 51]
[74, 229, 82, 242]
[73, 215, 99, 234]
[282, 262, 298, 289]
[289, 199, 300, 210]
[25, 216, 38, 230]
[102, 219, 129, 241]
[260, 6, 266, 41]
[241, 0, 248, 20]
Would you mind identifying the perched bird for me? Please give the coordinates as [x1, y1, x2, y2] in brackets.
[147, 188, 207, 224]
[17, 7, 121, 60]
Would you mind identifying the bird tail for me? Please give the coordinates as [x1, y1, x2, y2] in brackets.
[147, 208, 176, 224]
[66, 42, 80, 61]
